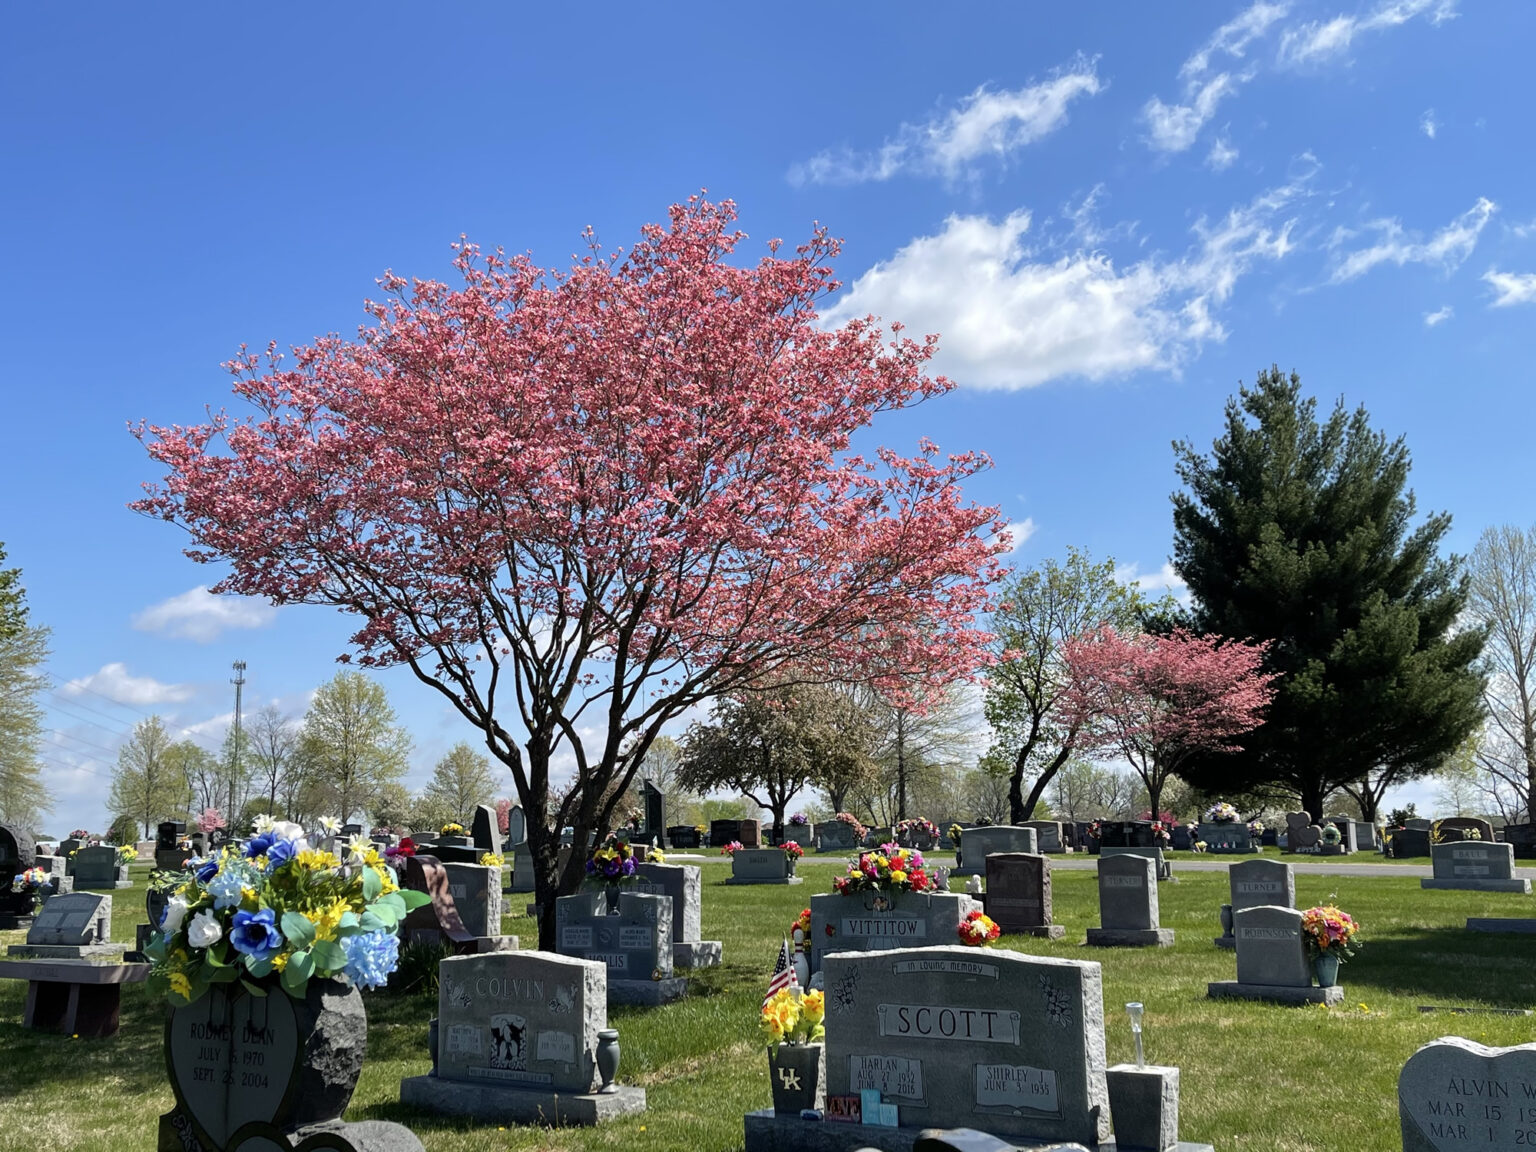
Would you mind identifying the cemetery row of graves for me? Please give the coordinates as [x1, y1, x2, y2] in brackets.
[4, 804, 1536, 1152]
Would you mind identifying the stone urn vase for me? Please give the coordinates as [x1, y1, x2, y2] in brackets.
[768, 1042, 825, 1115]
[161, 977, 367, 1149]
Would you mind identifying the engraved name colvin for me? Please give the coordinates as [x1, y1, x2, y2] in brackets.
[474, 977, 544, 1000]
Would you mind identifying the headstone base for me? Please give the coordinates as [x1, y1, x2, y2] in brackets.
[1421, 877, 1531, 893]
[1206, 980, 1344, 1006]
[1086, 927, 1174, 948]
[743, 1110, 1215, 1152]
[1466, 917, 1536, 933]
[0, 959, 150, 1037]
[674, 941, 723, 968]
[1212, 936, 1235, 950]
[75, 879, 134, 890]
[161, 1117, 427, 1152]
[0, 913, 34, 931]
[1012, 924, 1066, 939]
[608, 976, 688, 1005]
[724, 875, 804, 885]
[399, 1073, 645, 1126]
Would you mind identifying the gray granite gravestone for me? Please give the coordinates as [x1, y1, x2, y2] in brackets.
[16, 892, 115, 953]
[554, 889, 685, 1005]
[955, 826, 1038, 876]
[983, 853, 1064, 938]
[810, 891, 980, 975]
[72, 845, 130, 889]
[1503, 822, 1536, 859]
[816, 820, 860, 852]
[0, 892, 147, 1037]
[471, 805, 499, 854]
[817, 946, 1111, 1144]
[1086, 853, 1171, 947]
[633, 862, 721, 968]
[0, 822, 38, 927]
[1021, 821, 1066, 853]
[1216, 858, 1295, 948]
[1208, 905, 1342, 1006]
[1399, 1036, 1536, 1151]
[505, 806, 526, 847]
[726, 847, 801, 885]
[1435, 816, 1497, 844]
[1197, 822, 1255, 853]
[1284, 812, 1321, 854]
[442, 862, 504, 938]
[1393, 827, 1433, 857]
[1422, 842, 1530, 893]
[400, 950, 645, 1126]
[1169, 825, 1194, 851]
[508, 844, 537, 893]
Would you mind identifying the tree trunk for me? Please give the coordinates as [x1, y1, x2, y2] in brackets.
[1019, 745, 1074, 822]
[895, 710, 908, 821]
[1299, 783, 1326, 822]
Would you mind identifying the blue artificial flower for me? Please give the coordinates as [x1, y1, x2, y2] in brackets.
[264, 837, 298, 872]
[340, 930, 399, 990]
[194, 857, 220, 883]
[229, 908, 283, 962]
[206, 868, 247, 910]
[245, 833, 275, 859]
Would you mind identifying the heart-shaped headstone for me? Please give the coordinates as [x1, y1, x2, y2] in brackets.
[1400, 1036, 1536, 1150]
[168, 986, 302, 1151]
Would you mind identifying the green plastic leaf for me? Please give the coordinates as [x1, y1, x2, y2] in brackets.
[367, 903, 401, 930]
[397, 889, 431, 911]
[310, 939, 345, 972]
[207, 962, 241, 984]
[375, 891, 406, 917]
[282, 950, 314, 995]
[280, 910, 316, 950]
[245, 957, 274, 979]
[337, 911, 361, 931]
[360, 910, 388, 934]
[144, 935, 168, 963]
[241, 978, 268, 997]
[362, 867, 382, 901]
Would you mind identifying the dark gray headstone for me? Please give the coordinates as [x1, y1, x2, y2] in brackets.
[1020, 821, 1065, 853]
[1436, 817, 1496, 844]
[1198, 822, 1254, 853]
[641, 780, 665, 839]
[821, 945, 1110, 1145]
[506, 806, 527, 847]
[666, 825, 700, 849]
[442, 862, 503, 938]
[0, 823, 37, 875]
[1095, 853, 1157, 931]
[958, 827, 1038, 874]
[1284, 812, 1321, 853]
[816, 821, 859, 851]
[27, 892, 111, 946]
[1233, 905, 1310, 987]
[730, 848, 792, 882]
[471, 805, 499, 854]
[72, 845, 125, 888]
[709, 819, 760, 848]
[1228, 858, 1294, 915]
[984, 853, 1055, 934]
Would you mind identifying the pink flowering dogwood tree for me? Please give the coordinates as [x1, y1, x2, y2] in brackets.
[1061, 627, 1278, 818]
[196, 807, 226, 835]
[133, 196, 1006, 947]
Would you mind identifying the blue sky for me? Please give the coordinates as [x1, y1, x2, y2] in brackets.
[3, 2, 1531, 832]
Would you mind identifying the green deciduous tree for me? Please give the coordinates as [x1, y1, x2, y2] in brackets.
[1170, 366, 1486, 818]
[420, 741, 499, 826]
[298, 672, 411, 823]
[984, 547, 1148, 823]
[110, 715, 182, 838]
[0, 543, 50, 826]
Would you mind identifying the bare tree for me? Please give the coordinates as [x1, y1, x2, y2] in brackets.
[1467, 524, 1536, 822]
[248, 704, 300, 812]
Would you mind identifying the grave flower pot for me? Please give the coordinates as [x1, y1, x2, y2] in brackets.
[1313, 953, 1340, 987]
[768, 1042, 825, 1115]
[163, 976, 366, 1149]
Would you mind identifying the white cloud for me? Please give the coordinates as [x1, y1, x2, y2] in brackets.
[1484, 269, 1536, 307]
[1420, 109, 1438, 139]
[789, 56, 1101, 185]
[1115, 561, 1190, 600]
[1207, 137, 1240, 171]
[1423, 305, 1453, 326]
[132, 585, 278, 643]
[1278, 0, 1458, 68]
[1143, 2, 1289, 155]
[1328, 196, 1495, 283]
[62, 662, 193, 706]
[823, 167, 1312, 391]
[1000, 519, 1038, 553]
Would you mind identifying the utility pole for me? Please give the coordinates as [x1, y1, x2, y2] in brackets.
[229, 660, 246, 823]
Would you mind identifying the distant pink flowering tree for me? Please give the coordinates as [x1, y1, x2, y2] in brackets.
[1062, 627, 1278, 818]
[495, 797, 512, 836]
[133, 196, 1005, 948]
[196, 807, 226, 835]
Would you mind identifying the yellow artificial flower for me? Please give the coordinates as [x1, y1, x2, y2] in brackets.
[296, 849, 340, 872]
[168, 973, 192, 999]
[272, 952, 290, 971]
[890, 869, 907, 885]
[801, 989, 825, 1024]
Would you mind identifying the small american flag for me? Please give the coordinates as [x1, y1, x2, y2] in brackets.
[763, 937, 798, 1008]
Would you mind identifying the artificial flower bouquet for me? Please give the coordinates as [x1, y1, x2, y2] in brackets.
[948, 823, 965, 845]
[1321, 823, 1342, 845]
[760, 986, 825, 1051]
[145, 819, 430, 1005]
[479, 852, 506, 869]
[781, 841, 804, 861]
[12, 866, 48, 911]
[1205, 801, 1239, 823]
[645, 843, 666, 863]
[1300, 904, 1360, 962]
[439, 822, 465, 836]
[788, 813, 809, 827]
[833, 812, 867, 841]
[1247, 820, 1265, 838]
[584, 836, 637, 883]
[118, 845, 139, 864]
[832, 845, 937, 895]
[384, 837, 418, 867]
[957, 909, 1001, 946]
[896, 816, 939, 840]
[721, 840, 744, 857]
[1150, 820, 1171, 845]
[790, 908, 811, 951]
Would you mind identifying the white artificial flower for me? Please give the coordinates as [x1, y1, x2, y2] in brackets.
[344, 833, 370, 864]
[187, 909, 223, 949]
[318, 816, 342, 836]
[252, 814, 276, 835]
[272, 820, 305, 842]
[161, 895, 190, 934]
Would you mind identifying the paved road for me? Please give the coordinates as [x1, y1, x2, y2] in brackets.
[1045, 856, 1536, 880]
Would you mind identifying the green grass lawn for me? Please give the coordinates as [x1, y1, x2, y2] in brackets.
[2, 855, 1533, 1152]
